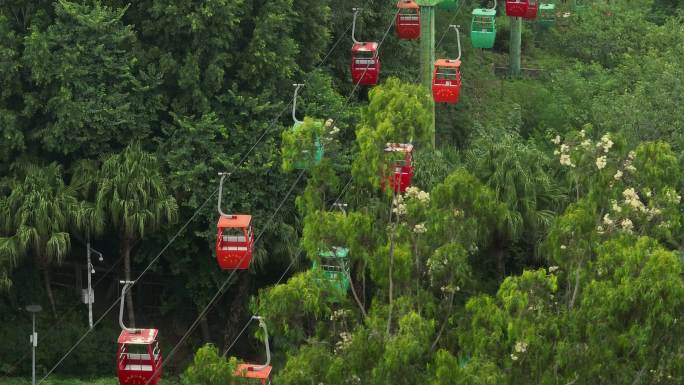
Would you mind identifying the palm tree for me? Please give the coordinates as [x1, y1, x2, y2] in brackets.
[0, 162, 77, 316]
[467, 131, 563, 281]
[96, 144, 178, 327]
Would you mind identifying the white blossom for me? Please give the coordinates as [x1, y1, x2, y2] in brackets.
[579, 129, 586, 138]
[623, 188, 646, 212]
[621, 218, 634, 232]
[599, 134, 614, 153]
[514, 341, 528, 353]
[581, 139, 592, 149]
[510, 354, 519, 361]
[413, 223, 427, 234]
[613, 170, 623, 180]
[603, 214, 614, 226]
[549, 266, 559, 273]
[611, 200, 622, 213]
[560, 144, 570, 153]
[560, 154, 575, 167]
[596, 155, 607, 170]
[551, 135, 561, 145]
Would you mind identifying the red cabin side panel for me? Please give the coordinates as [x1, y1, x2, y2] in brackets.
[432, 60, 462, 104]
[505, 0, 529, 17]
[351, 42, 380, 86]
[216, 215, 254, 270]
[117, 330, 162, 385]
[396, 1, 420, 40]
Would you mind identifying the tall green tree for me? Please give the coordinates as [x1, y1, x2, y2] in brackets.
[0, 163, 76, 315]
[95, 144, 177, 326]
[22, 0, 158, 157]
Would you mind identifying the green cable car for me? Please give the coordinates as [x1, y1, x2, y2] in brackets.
[313, 247, 350, 295]
[293, 136, 324, 170]
[538, 3, 556, 27]
[290, 84, 324, 171]
[437, 0, 460, 11]
[470, 8, 496, 49]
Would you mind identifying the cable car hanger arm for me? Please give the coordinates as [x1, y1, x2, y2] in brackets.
[217, 172, 232, 218]
[292, 84, 304, 125]
[119, 280, 137, 332]
[450, 24, 462, 61]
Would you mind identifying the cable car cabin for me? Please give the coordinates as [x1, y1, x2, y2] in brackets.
[294, 137, 324, 170]
[216, 215, 254, 270]
[382, 143, 414, 194]
[396, 1, 420, 40]
[432, 59, 462, 104]
[438, 0, 459, 10]
[524, 0, 539, 18]
[538, 3, 556, 27]
[471, 8, 496, 49]
[314, 247, 351, 294]
[506, 0, 538, 19]
[351, 42, 380, 86]
[233, 364, 272, 385]
[117, 329, 162, 385]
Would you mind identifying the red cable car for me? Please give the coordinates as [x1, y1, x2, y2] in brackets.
[216, 214, 254, 270]
[432, 26, 462, 104]
[116, 282, 162, 385]
[396, 1, 420, 40]
[432, 59, 462, 104]
[215, 173, 254, 270]
[506, 0, 539, 19]
[117, 329, 162, 385]
[350, 8, 381, 86]
[232, 316, 272, 385]
[524, 0, 539, 19]
[382, 143, 415, 194]
[351, 42, 380, 86]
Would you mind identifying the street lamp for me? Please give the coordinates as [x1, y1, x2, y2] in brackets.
[26, 305, 42, 385]
[85, 233, 104, 329]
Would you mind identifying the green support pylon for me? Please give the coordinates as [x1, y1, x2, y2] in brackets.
[509, 16, 522, 77]
[417, 2, 436, 147]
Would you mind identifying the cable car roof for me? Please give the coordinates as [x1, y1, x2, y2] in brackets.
[118, 329, 158, 345]
[217, 214, 252, 228]
[472, 8, 496, 16]
[385, 143, 414, 153]
[352, 42, 379, 52]
[397, 0, 420, 9]
[435, 59, 461, 68]
[234, 364, 272, 379]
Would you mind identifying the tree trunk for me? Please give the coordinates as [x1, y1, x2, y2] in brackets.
[495, 239, 506, 283]
[43, 268, 57, 317]
[199, 306, 211, 343]
[569, 262, 582, 309]
[348, 272, 367, 319]
[386, 223, 396, 336]
[122, 237, 136, 328]
[223, 273, 251, 354]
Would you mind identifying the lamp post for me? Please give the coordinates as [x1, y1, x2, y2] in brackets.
[26, 305, 42, 385]
[85, 233, 104, 329]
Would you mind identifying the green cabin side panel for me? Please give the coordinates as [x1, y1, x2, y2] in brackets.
[471, 8, 496, 49]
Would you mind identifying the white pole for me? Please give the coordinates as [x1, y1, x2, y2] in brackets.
[31, 313, 36, 385]
[86, 234, 93, 329]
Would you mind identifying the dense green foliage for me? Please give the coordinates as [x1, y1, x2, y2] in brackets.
[2, 0, 684, 384]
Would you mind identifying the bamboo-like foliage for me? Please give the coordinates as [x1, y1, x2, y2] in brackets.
[96, 143, 178, 241]
[0, 162, 76, 290]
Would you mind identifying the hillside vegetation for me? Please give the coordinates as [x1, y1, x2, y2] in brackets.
[1, 1, 684, 385]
